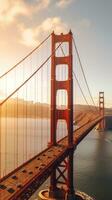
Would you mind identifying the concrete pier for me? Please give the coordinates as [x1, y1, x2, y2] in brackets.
[38, 188, 94, 200]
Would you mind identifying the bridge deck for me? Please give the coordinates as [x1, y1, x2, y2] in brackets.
[0, 116, 103, 200]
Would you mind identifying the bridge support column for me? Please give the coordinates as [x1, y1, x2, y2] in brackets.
[49, 31, 76, 199]
[66, 149, 75, 200]
[98, 92, 105, 131]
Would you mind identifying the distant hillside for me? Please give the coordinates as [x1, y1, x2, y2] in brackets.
[0, 98, 50, 118]
[0, 99, 111, 121]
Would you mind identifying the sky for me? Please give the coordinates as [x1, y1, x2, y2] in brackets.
[0, 0, 112, 107]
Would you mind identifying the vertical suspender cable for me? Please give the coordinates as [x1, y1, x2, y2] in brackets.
[5, 75, 7, 175]
[73, 37, 98, 112]
[17, 90, 18, 167]
[25, 83, 27, 161]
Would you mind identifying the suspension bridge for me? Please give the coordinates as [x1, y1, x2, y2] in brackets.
[0, 31, 105, 200]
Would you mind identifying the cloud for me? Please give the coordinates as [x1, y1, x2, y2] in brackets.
[40, 17, 68, 33]
[0, 0, 27, 23]
[0, 0, 50, 24]
[20, 17, 69, 47]
[20, 28, 37, 47]
[56, 0, 73, 8]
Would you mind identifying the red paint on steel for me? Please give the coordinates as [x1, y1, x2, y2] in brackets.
[99, 92, 105, 130]
[50, 31, 75, 199]
[0, 116, 103, 200]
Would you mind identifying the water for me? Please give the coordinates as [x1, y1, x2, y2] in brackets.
[74, 129, 112, 200]
[31, 129, 112, 200]
[0, 118, 68, 176]
[32, 129, 112, 200]
[0, 118, 51, 176]
[1, 118, 112, 199]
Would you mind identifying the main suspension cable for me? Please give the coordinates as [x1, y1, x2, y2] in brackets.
[72, 36, 98, 111]
[0, 34, 51, 79]
[0, 41, 63, 106]
[59, 44, 96, 113]
[72, 71, 95, 112]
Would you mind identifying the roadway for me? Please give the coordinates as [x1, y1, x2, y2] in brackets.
[0, 116, 103, 200]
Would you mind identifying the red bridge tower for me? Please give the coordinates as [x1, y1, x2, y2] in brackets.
[98, 91, 105, 130]
[50, 31, 75, 200]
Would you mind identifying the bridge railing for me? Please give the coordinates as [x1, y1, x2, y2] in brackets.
[0, 33, 100, 179]
[0, 35, 70, 178]
[0, 61, 51, 177]
[0, 36, 52, 177]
